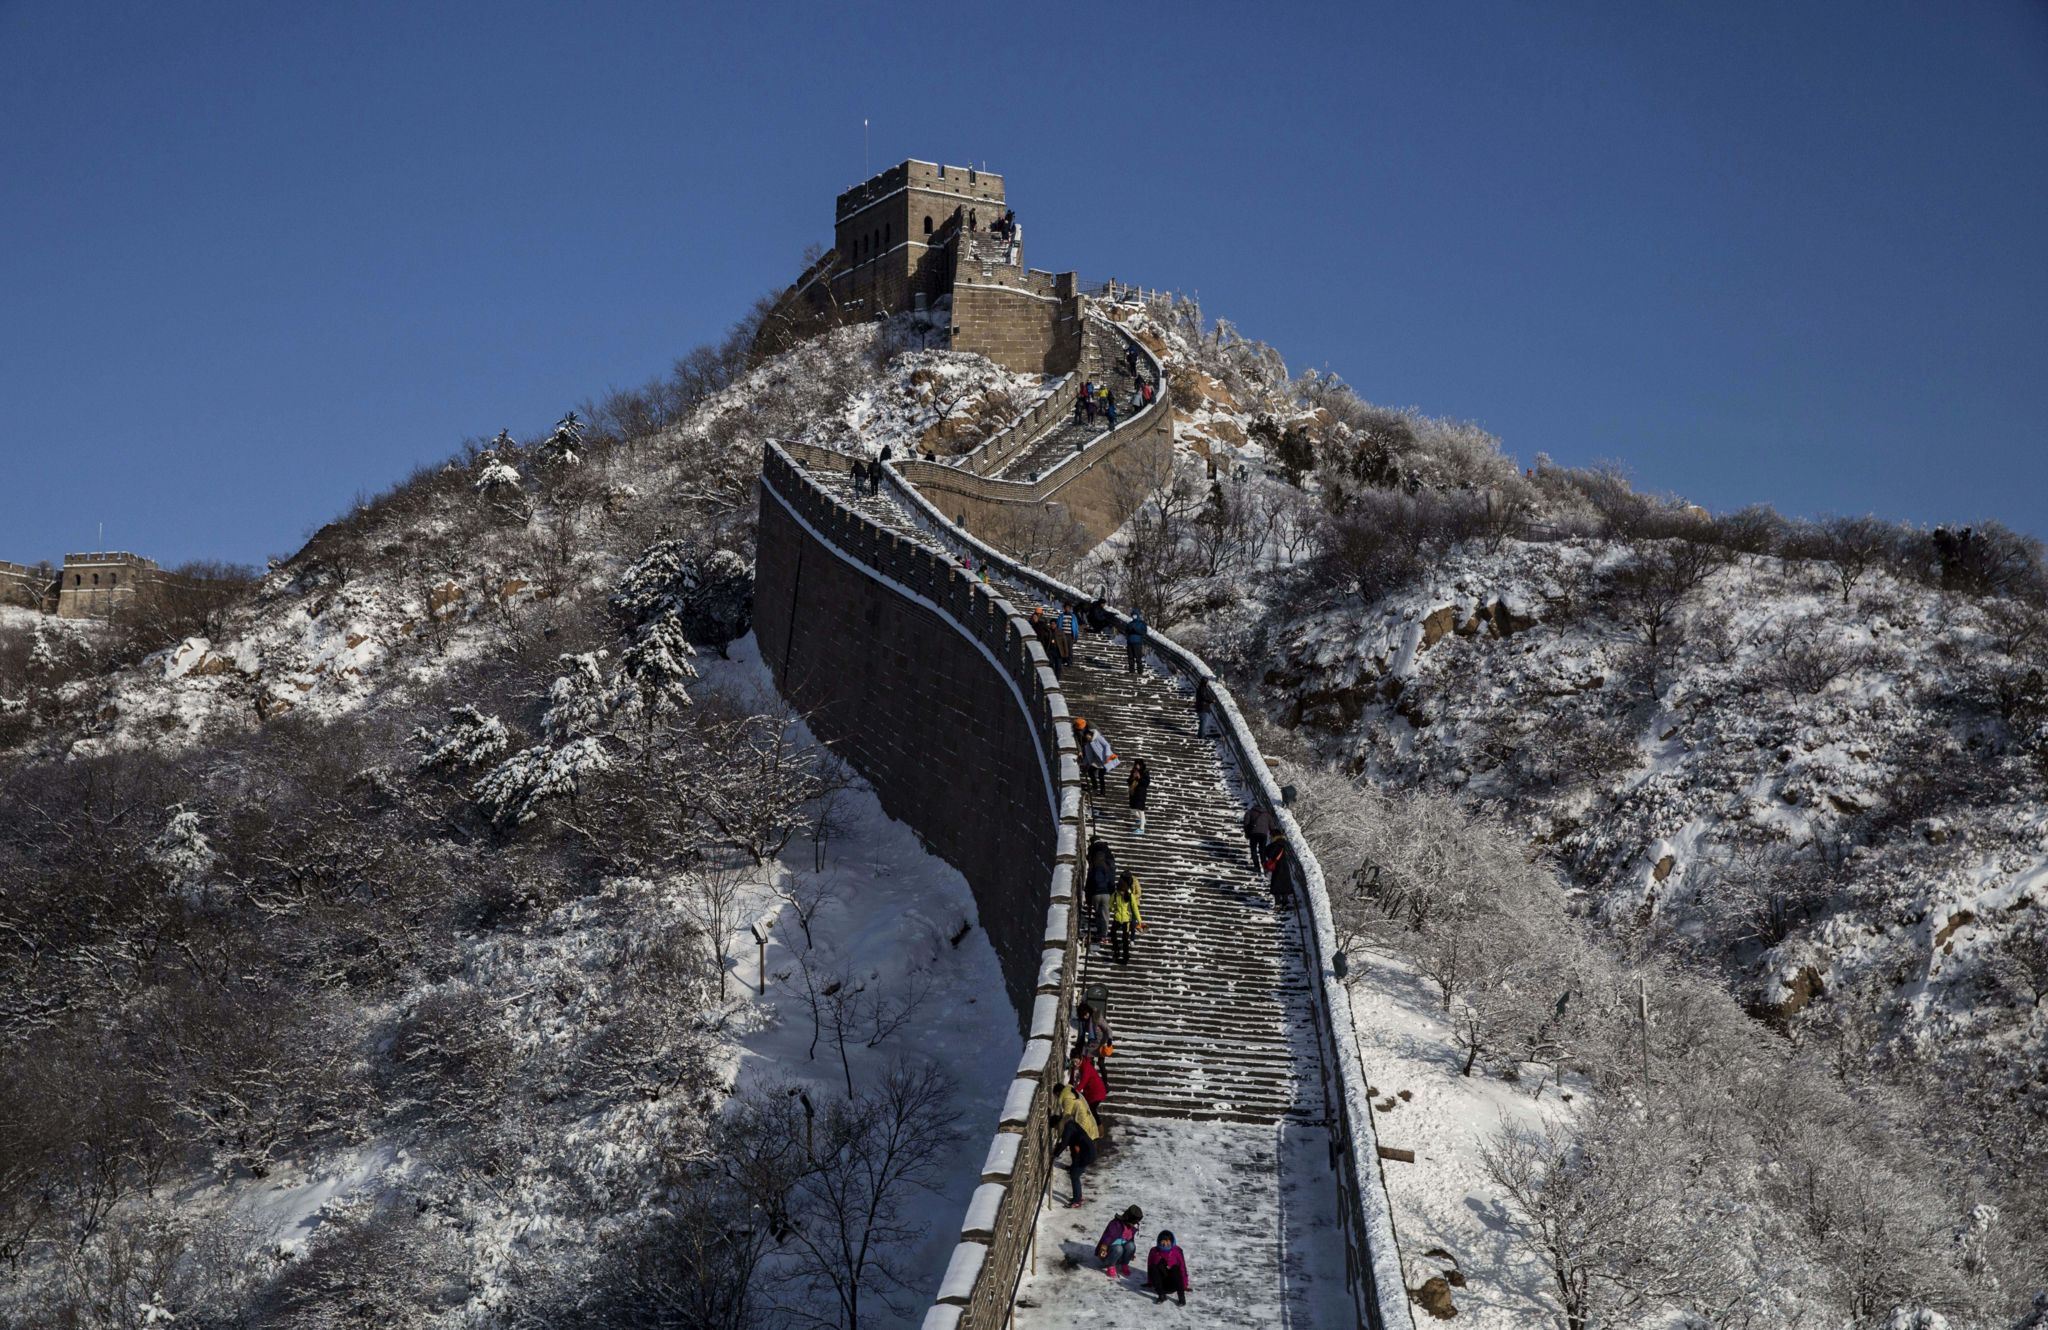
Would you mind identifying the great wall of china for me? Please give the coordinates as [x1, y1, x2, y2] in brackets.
[755, 162, 1415, 1329]
[0, 552, 176, 620]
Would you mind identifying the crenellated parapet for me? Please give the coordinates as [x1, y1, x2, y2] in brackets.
[756, 440, 1089, 1329]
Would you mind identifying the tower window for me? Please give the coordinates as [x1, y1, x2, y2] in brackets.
[923, 215, 933, 235]
[884, 223, 890, 249]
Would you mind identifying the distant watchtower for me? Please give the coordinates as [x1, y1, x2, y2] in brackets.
[760, 159, 1082, 375]
[56, 552, 160, 620]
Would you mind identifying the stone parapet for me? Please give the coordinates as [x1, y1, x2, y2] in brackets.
[878, 449, 1417, 1330]
[758, 442, 1087, 1330]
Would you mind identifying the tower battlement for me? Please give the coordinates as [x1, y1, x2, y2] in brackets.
[761, 158, 1080, 376]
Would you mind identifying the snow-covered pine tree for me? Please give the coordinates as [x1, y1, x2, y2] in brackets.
[150, 804, 219, 898]
[471, 737, 612, 828]
[541, 651, 627, 742]
[620, 612, 698, 722]
[541, 411, 586, 465]
[410, 705, 513, 771]
[610, 540, 753, 653]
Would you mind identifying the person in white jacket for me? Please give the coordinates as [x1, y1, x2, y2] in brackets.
[1082, 728, 1113, 797]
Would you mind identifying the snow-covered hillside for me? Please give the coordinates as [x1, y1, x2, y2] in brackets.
[0, 315, 1042, 1328]
[1080, 292, 2048, 1325]
[5, 287, 2043, 1327]
[1273, 536, 2048, 1063]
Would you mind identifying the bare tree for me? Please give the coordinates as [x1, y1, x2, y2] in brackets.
[1600, 539, 1716, 653]
[677, 860, 753, 999]
[775, 872, 844, 953]
[1808, 515, 1896, 605]
[773, 1061, 961, 1330]
[689, 703, 831, 866]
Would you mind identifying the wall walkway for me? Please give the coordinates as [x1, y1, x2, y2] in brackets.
[753, 427, 1415, 1327]
[898, 314, 1174, 551]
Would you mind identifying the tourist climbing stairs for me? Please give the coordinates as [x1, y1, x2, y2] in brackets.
[808, 463, 1318, 1126]
[989, 327, 1155, 483]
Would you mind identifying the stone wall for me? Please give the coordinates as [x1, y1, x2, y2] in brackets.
[755, 452, 1063, 1019]
[949, 280, 1079, 375]
[756, 443, 1088, 1330]
[0, 561, 51, 611]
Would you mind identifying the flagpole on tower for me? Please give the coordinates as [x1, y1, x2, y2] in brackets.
[863, 118, 869, 173]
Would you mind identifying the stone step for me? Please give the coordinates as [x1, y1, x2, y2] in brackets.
[811, 463, 1329, 1131]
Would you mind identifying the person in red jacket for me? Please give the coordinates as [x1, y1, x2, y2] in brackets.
[1263, 835, 1296, 909]
[1146, 1231, 1190, 1305]
[1071, 1053, 1110, 1148]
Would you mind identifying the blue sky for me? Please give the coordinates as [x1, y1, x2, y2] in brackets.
[3, 1, 2044, 565]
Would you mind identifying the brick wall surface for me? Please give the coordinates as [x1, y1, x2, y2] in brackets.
[755, 478, 1056, 1022]
[950, 282, 1079, 375]
[0, 562, 49, 610]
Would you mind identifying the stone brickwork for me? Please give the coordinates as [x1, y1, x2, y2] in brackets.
[54, 552, 165, 620]
[756, 450, 1065, 1018]
[949, 278, 1080, 376]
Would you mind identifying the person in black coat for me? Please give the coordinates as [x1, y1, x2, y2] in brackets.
[1127, 758, 1151, 835]
[1085, 839, 1117, 947]
[1244, 804, 1277, 872]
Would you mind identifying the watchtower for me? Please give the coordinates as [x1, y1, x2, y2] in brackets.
[830, 161, 1006, 317]
[760, 159, 1082, 375]
[56, 552, 160, 620]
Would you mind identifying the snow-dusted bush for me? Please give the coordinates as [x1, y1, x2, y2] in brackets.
[612, 541, 753, 654]
[471, 736, 612, 827]
[409, 704, 512, 771]
[472, 457, 522, 494]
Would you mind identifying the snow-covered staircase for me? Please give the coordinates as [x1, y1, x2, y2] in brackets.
[1057, 631, 1319, 1125]
[811, 463, 1318, 1124]
[790, 454, 1402, 1329]
[989, 331, 1152, 483]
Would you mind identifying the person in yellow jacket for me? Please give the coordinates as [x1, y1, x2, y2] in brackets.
[1053, 1081, 1101, 1208]
[1109, 870, 1144, 966]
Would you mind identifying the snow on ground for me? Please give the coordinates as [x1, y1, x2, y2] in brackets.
[717, 637, 1021, 1326]
[1344, 950, 1578, 1325]
[99, 637, 1015, 1325]
[1013, 1117, 1355, 1329]
[227, 1143, 409, 1259]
